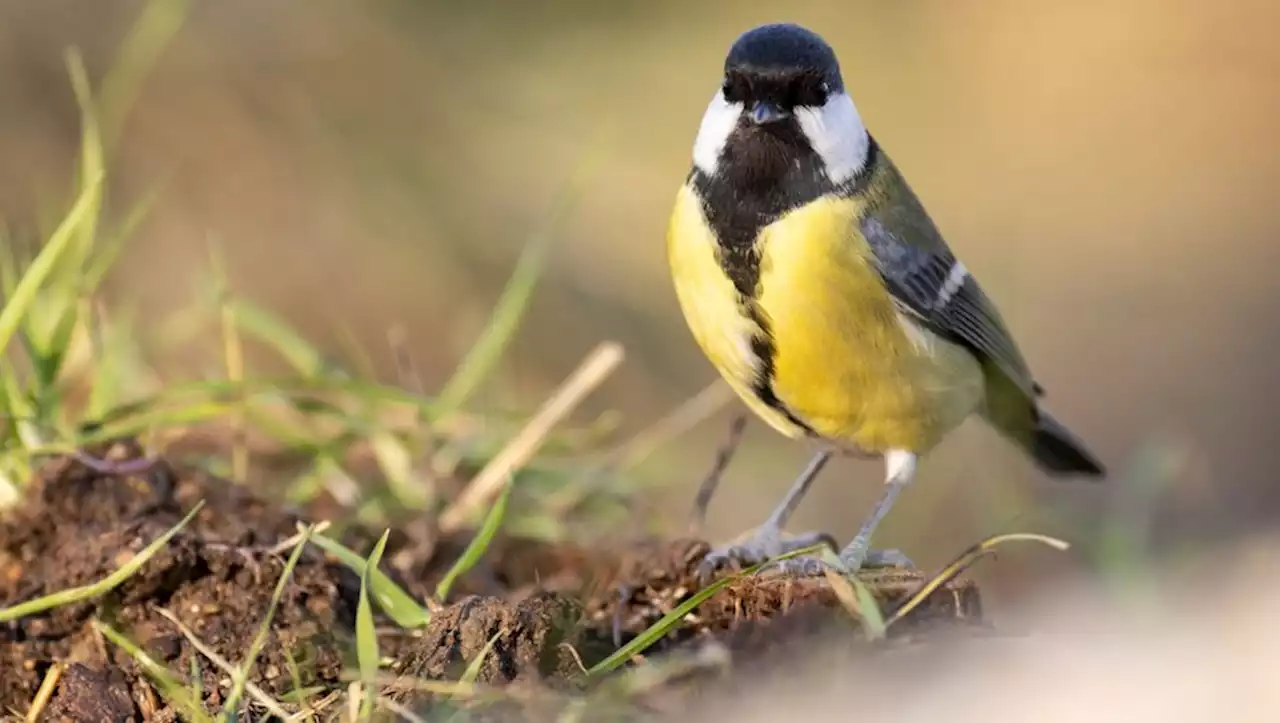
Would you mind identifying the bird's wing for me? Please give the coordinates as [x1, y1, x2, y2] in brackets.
[859, 211, 1043, 399]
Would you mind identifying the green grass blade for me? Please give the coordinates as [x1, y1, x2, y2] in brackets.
[95, 621, 214, 723]
[434, 482, 510, 603]
[367, 429, 427, 510]
[816, 548, 887, 640]
[310, 532, 431, 628]
[222, 524, 313, 717]
[97, 0, 191, 154]
[585, 543, 827, 678]
[92, 375, 444, 426]
[433, 143, 607, 416]
[824, 570, 885, 637]
[156, 607, 291, 721]
[63, 50, 104, 287]
[884, 532, 1070, 627]
[0, 173, 104, 360]
[84, 305, 139, 421]
[458, 632, 501, 686]
[54, 400, 243, 448]
[1, 368, 41, 449]
[847, 576, 887, 640]
[356, 529, 390, 721]
[83, 182, 163, 290]
[0, 501, 204, 622]
[0, 237, 18, 295]
[32, 290, 81, 383]
[281, 646, 318, 722]
[333, 322, 378, 381]
[190, 657, 203, 712]
[229, 299, 331, 377]
[432, 230, 552, 416]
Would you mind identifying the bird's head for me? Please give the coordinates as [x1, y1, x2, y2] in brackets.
[692, 23, 871, 186]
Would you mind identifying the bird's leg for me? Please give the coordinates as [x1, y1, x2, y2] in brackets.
[696, 449, 839, 582]
[771, 449, 918, 577]
[837, 449, 917, 570]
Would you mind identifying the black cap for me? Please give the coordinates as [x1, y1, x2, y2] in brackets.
[724, 23, 844, 93]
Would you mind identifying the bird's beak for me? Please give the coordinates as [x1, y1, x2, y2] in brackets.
[748, 101, 789, 125]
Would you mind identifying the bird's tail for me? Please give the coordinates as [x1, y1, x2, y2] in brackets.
[1028, 410, 1105, 478]
[980, 365, 1105, 479]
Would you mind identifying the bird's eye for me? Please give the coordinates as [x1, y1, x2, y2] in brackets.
[722, 76, 745, 103]
[790, 76, 829, 108]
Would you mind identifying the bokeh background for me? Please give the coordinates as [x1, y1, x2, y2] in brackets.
[2, 0, 1278, 611]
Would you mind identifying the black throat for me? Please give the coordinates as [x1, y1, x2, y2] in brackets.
[690, 122, 878, 297]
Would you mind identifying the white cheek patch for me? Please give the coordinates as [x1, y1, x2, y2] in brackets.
[692, 91, 743, 174]
[793, 92, 870, 184]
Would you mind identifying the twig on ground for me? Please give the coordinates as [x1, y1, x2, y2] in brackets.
[612, 583, 634, 648]
[438, 341, 624, 534]
[154, 608, 292, 719]
[70, 450, 158, 476]
[688, 413, 747, 535]
[24, 661, 63, 723]
[545, 379, 733, 516]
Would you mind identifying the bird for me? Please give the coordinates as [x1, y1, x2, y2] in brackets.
[665, 22, 1105, 579]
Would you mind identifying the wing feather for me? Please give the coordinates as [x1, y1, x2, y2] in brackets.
[859, 212, 1042, 399]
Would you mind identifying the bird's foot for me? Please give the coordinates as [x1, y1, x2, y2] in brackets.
[763, 546, 915, 578]
[696, 527, 838, 585]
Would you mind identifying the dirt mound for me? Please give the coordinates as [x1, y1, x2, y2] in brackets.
[0, 442, 984, 720]
[0, 441, 358, 717]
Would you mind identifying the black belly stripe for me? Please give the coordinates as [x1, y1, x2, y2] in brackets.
[745, 312, 818, 436]
[689, 122, 881, 436]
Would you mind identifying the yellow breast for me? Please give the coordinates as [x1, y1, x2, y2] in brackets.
[665, 184, 808, 438]
[667, 183, 985, 454]
[757, 195, 983, 452]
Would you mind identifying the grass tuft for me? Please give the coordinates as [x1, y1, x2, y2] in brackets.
[435, 482, 511, 604]
[96, 621, 215, 723]
[310, 531, 433, 628]
[222, 524, 315, 718]
[355, 530, 392, 720]
[154, 608, 292, 720]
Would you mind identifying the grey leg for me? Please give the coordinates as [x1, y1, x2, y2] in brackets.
[837, 449, 917, 570]
[770, 449, 918, 576]
[696, 449, 838, 581]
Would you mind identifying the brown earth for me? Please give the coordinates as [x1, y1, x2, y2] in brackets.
[0, 440, 986, 721]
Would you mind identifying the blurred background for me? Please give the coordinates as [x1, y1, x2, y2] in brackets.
[1, 0, 1277, 612]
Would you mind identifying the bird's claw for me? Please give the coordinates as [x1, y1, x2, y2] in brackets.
[759, 547, 913, 578]
[695, 529, 837, 585]
[700, 541, 915, 586]
[758, 554, 838, 578]
[862, 548, 915, 569]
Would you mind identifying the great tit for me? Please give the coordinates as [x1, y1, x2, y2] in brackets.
[666, 23, 1105, 577]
